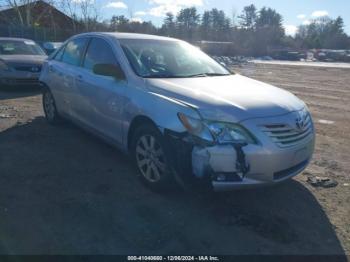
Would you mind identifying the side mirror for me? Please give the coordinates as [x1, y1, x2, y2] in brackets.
[93, 64, 126, 80]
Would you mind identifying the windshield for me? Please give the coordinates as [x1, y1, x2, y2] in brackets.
[0, 40, 46, 56]
[120, 39, 231, 78]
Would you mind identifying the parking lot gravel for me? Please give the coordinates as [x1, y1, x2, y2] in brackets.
[0, 63, 349, 255]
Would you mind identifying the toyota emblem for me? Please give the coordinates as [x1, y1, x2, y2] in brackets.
[295, 111, 307, 131]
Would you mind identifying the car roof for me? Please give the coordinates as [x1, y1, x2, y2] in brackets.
[74, 32, 179, 42]
[0, 37, 36, 42]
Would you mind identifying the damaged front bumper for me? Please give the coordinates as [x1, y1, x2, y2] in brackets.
[192, 140, 314, 191]
[164, 126, 315, 192]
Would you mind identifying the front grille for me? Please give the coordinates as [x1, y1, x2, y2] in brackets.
[261, 113, 313, 148]
[14, 65, 42, 73]
[274, 159, 309, 180]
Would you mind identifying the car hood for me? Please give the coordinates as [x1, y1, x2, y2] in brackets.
[146, 74, 305, 122]
[0, 55, 47, 66]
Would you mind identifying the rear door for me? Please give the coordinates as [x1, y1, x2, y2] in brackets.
[59, 37, 89, 121]
[45, 37, 89, 118]
[76, 37, 127, 145]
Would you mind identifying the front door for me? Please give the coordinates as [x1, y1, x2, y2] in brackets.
[76, 37, 127, 145]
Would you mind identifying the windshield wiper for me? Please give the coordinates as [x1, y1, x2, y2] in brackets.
[185, 73, 208, 78]
[143, 73, 231, 79]
[185, 73, 231, 77]
[143, 75, 185, 79]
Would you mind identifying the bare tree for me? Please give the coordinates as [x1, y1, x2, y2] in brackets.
[127, 5, 134, 20]
[59, 0, 78, 32]
[0, 0, 26, 25]
[77, 0, 100, 31]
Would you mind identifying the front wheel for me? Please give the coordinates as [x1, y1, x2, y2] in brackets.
[42, 88, 60, 124]
[131, 124, 175, 191]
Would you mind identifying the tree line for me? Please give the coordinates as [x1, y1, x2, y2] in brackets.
[106, 5, 350, 56]
[1, 0, 349, 56]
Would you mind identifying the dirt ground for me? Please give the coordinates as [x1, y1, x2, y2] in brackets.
[0, 64, 349, 255]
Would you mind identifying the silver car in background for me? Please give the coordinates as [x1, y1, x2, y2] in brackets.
[0, 37, 47, 87]
[40, 32, 315, 191]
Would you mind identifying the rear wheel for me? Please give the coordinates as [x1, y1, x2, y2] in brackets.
[42, 88, 60, 124]
[131, 124, 174, 191]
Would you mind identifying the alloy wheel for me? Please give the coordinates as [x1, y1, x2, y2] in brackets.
[135, 134, 167, 183]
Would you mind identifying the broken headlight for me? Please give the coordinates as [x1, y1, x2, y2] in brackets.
[178, 113, 257, 144]
[206, 121, 257, 144]
[178, 113, 213, 142]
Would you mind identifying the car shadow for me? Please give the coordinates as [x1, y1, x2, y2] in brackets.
[0, 117, 346, 256]
[0, 86, 41, 100]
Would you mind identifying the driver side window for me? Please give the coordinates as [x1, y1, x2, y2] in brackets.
[83, 38, 118, 71]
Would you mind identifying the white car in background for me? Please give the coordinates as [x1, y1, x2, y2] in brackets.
[0, 37, 47, 87]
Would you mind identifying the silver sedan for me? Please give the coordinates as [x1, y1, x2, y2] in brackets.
[39, 32, 315, 192]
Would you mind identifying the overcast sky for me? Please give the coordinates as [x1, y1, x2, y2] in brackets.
[92, 0, 350, 35]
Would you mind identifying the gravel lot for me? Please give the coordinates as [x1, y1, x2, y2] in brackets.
[0, 63, 349, 255]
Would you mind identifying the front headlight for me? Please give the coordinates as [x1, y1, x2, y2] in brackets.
[178, 113, 213, 142]
[178, 113, 257, 144]
[206, 121, 257, 144]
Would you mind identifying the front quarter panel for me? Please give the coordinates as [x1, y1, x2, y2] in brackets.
[123, 82, 198, 140]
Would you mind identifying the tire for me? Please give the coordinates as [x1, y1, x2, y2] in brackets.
[42, 87, 61, 124]
[131, 124, 175, 191]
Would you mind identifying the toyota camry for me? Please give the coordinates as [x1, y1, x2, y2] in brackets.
[39, 33, 315, 191]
